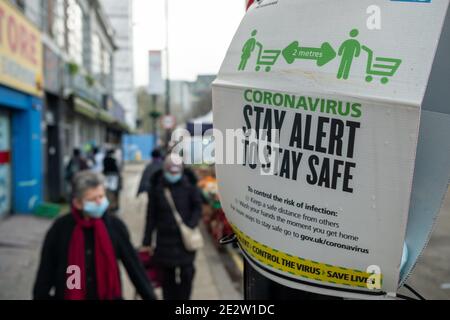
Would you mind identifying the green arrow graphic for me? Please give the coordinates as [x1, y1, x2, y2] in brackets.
[282, 41, 336, 67]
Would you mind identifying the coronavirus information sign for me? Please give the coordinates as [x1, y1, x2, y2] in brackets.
[213, 0, 449, 299]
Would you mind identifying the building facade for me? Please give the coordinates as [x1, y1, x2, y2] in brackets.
[0, 0, 44, 216]
[3, 0, 129, 209]
[99, 0, 137, 129]
[171, 80, 192, 118]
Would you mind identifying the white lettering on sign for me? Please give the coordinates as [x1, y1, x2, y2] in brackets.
[366, 5, 382, 30]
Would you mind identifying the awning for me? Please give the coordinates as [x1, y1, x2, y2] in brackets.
[73, 97, 98, 120]
[98, 109, 115, 124]
[73, 96, 130, 131]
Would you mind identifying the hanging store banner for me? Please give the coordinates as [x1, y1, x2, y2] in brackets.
[213, 0, 449, 299]
[43, 45, 61, 95]
[148, 50, 165, 95]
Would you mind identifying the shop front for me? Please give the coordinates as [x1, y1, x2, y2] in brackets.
[42, 44, 64, 202]
[0, 110, 11, 218]
[0, 0, 43, 215]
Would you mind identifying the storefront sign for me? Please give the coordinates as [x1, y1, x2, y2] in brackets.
[43, 45, 61, 94]
[0, 0, 43, 96]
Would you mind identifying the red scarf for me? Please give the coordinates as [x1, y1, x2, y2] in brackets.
[65, 207, 122, 300]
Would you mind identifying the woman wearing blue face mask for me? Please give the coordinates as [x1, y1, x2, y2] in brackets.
[33, 171, 156, 300]
[142, 154, 203, 300]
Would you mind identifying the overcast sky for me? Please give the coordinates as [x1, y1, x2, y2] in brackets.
[133, 0, 246, 86]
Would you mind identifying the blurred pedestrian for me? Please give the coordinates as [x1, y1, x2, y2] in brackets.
[103, 149, 122, 214]
[115, 148, 123, 170]
[33, 171, 156, 300]
[141, 154, 202, 300]
[65, 148, 88, 181]
[90, 147, 105, 173]
[65, 148, 89, 197]
[136, 148, 164, 197]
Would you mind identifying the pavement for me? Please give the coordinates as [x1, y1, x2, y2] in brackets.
[0, 216, 52, 300]
[0, 163, 448, 300]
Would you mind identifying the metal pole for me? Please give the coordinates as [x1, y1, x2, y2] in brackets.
[165, 0, 171, 148]
[244, 261, 342, 300]
[151, 94, 158, 138]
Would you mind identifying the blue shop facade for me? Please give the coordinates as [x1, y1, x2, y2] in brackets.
[0, 85, 43, 216]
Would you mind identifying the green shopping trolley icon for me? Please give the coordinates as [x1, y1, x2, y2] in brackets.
[255, 42, 281, 72]
[362, 46, 402, 84]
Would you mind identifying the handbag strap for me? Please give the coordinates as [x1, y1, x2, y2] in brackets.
[164, 188, 184, 226]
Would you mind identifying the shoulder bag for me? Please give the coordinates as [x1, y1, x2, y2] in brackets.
[164, 188, 204, 252]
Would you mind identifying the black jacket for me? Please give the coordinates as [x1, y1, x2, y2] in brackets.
[103, 156, 120, 175]
[137, 160, 163, 196]
[103, 156, 122, 191]
[33, 213, 156, 300]
[142, 170, 203, 267]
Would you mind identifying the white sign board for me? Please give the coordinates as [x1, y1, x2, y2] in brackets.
[213, 0, 449, 299]
[400, 5, 450, 287]
[148, 50, 165, 95]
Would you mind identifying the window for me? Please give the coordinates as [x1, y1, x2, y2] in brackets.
[67, 0, 83, 65]
[40, 0, 50, 34]
[102, 49, 111, 76]
[102, 48, 112, 91]
[92, 33, 102, 75]
[52, 0, 66, 49]
[13, 0, 25, 11]
[41, 0, 65, 40]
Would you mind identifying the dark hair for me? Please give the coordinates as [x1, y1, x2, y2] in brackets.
[151, 148, 162, 159]
[73, 148, 81, 157]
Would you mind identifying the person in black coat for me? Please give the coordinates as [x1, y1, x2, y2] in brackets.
[103, 149, 122, 213]
[137, 148, 164, 197]
[33, 171, 156, 300]
[103, 149, 121, 175]
[141, 154, 203, 300]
